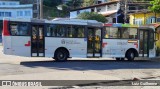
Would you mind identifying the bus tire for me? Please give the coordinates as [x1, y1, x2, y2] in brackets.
[54, 49, 68, 62]
[126, 50, 135, 61]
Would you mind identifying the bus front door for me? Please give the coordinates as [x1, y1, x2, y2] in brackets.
[139, 29, 155, 57]
[31, 25, 45, 57]
[87, 28, 102, 58]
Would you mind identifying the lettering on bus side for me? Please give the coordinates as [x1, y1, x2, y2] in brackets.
[61, 39, 81, 45]
[117, 42, 127, 45]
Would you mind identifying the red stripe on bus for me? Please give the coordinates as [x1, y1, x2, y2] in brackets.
[25, 41, 31, 46]
[3, 20, 10, 36]
[103, 24, 112, 27]
[102, 43, 107, 48]
[134, 43, 138, 48]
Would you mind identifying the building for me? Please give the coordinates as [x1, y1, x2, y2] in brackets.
[129, 12, 160, 26]
[0, 0, 33, 42]
[70, 0, 152, 23]
[70, 0, 121, 23]
[0, 1, 33, 20]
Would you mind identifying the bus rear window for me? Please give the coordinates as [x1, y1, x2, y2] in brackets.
[10, 22, 30, 36]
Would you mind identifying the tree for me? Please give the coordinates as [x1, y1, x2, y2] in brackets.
[57, 4, 70, 17]
[66, 0, 82, 9]
[149, 0, 160, 22]
[77, 12, 107, 23]
[43, 0, 62, 7]
[82, 0, 95, 7]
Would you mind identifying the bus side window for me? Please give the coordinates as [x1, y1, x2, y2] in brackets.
[47, 24, 57, 37]
[56, 25, 66, 37]
[67, 25, 73, 38]
[10, 23, 18, 35]
[109, 27, 120, 38]
[75, 26, 85, 38]
[10, 22, 29, 36]
[121, 28, 138, 39]
[104, 27, 109, 38]
[18, 23, 29, 36]
[121, 28, 129, 39]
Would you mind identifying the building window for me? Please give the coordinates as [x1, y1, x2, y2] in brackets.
[91, 8, 94, 12]
[135, 19, 142, 25]
[97, 1, 102, 4]
[97, 8, 101, 12]
[17, 11, 23, 16]
[25, 11, 31, 16]
[2, 2, 5, 5]
[77, 10, 80, 15]
[10, 3, 16, 5]
[150, 17, 155, 23]
[0, 12, 4, 17]
[112, 18, 116, 23]
[157, 17, 160, 22]
[5, 12, 12, 17]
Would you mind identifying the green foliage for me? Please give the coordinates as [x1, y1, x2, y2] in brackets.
[66, 0, 82, 9]
[149, 0, 160, 13]
[83, 0, 95, 7]
[77, 12, 107, 23]
[43, 0, 62, 7]
[57, 4, 70, 17]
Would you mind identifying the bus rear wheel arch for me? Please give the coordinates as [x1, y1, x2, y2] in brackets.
[125, 49, 138, 61]
[54, 47, 69, 62]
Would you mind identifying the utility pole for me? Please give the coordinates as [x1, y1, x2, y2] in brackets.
[33, 0, 43, 19]
[37, 0, 40, 19]
[40, 0, 43, 19]
[124, 0, 128, 23]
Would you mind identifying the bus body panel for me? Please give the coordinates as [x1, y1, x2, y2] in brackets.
[102, 39, 122, 57]
[3, 36, 12, 55]
[102, 39, 139, 58]
[11, 36, 31, 57]
[45, 38, 87, 58]
[149, 49, 156, 57]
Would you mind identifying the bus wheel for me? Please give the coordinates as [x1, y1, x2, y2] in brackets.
[54, 49, 68, 62]
[126, 50, 135, 61]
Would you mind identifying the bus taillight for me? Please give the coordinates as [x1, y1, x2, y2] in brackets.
[3, 20, 10, 36]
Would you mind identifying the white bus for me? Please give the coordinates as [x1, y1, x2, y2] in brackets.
[2, 18, 156, 61]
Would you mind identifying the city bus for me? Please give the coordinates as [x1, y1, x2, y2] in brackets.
[2, 18, 156, 61]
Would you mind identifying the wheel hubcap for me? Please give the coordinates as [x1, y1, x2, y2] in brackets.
[130, 53, 134, 58]
[58, 52, 64, 59]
